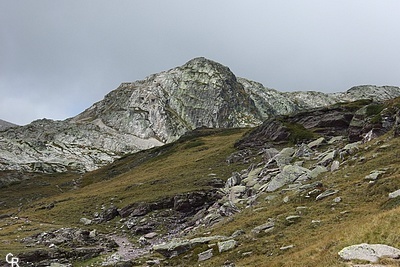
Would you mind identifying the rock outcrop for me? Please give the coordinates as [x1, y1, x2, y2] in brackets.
[1, 57, 400, 173]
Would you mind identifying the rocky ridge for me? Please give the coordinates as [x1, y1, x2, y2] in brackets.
[1, 57, 400, 174]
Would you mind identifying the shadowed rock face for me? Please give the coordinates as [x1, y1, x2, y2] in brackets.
[1, 57, 400, 173]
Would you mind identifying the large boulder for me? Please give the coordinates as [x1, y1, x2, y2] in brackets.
[338, 243, 400, 263]
[263, 165, 311, 192]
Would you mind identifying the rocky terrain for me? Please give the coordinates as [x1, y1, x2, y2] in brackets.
[0, 93, 400, 266]
[1, 58, 400, 266]
[1, 57, 400, 175]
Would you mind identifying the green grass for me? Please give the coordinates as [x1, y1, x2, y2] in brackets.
[0, 128, 250, 254]
[1, 127, 400, 266]
[283, 121, 316, 144]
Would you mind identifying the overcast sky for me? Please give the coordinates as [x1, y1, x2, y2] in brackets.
[1, 1, 400, 125]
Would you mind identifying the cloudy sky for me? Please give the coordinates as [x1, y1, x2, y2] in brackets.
[1, 1, 400, 125]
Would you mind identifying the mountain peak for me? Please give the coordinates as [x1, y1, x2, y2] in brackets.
[1, 58, 400, 173]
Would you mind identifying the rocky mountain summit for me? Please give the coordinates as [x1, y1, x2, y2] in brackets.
[1, 57, 400, 174]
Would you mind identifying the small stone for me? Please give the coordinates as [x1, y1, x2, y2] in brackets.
[280, 244, 294, 250]
[364, 170, 385, 181]
[286, 215, 301, 224]
[242, 251, 253, 257]
[252, 220, 275, 234]
[218, 239, 237, 253]
[333, 197, 342, 203]
[144, 232, 158, 239]
[308, 137, 325, 149]
[231, 229, 245, 238]
[139, 236, 150, 246]
[388, 189, 400, 199]
[198, 248, 213, 261]
[330, 160, 340, 172]
[89, 229, 97, 238]
[316, 189, 339, 201]
[80, 217, 92, 225]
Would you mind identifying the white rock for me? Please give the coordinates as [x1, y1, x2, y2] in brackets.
[330, 160, 340, 172]
[308, 137, 325, 149]
[79, 217, 92, 225]
[338, 243, 400, 263]
[388, 189, 400, 199]
[217, 239, 237, 253]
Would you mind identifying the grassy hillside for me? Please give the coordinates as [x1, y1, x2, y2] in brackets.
[0, 128, 250, 255]
[0, 126, 400, 266]
[170, 132, 400, 267]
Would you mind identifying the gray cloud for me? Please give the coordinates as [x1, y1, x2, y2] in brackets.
[1, 0, 400, 125]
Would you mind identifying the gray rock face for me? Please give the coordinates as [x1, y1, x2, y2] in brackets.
[1, 57, 400, 173]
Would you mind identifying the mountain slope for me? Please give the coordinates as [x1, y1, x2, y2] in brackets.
[1, 57, 400, 174]
[1, 98, 400, 266]
[0, 119, 17, 131]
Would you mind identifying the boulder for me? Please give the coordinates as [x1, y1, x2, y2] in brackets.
[218, 240, 237, 253]
[198, 249, 213, 262]
[79, 218, 92, 225]
[251, 220, 275, 234]
[389, 189, 400, 199]
[338, 243, 400, 263]
[308, 137, 326, 149]
[264, 165, 311, 192]
[294, 143, 314, 157]
[225, 172, 242, 188]
[317, 150, 337, 166]
[97, 206, 119, 223]
[286, 215, 301, 224]
[274, 147, 296, 168]
[331, 160, 340, 172]
[364, 170, 386, 181]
